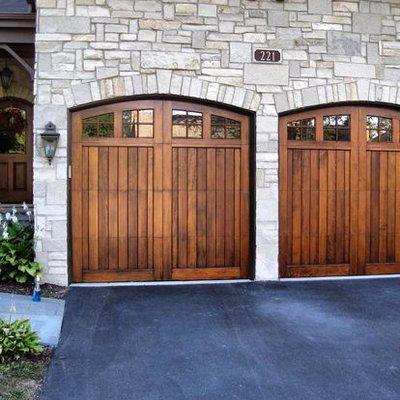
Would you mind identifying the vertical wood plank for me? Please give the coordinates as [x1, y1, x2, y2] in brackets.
[335, 151, 345, 263]
[88, 147, 99, 270]
[215, 148, 225, 267]
[187, 148, 197, 268]
[291, 149, 302, 265]
[138, 147, 148, 268]
[309, 150, 319, 264]
[378, 151, 388, 262]
[147, 148, 154, 270]
[118, 147, 128, 270]
[370, 151, 379, 262]
[326, 151, 336, 263]
[387, 151, 396, 262]
[224, 148, 235, 267]
[344, 151, 351, 264]
[178, 147, 188, 268]
[128, 147, 138, 269]
[197, 148, 207, 267]
[300, 150, 310, 265]
[206, 148, 216, 267]
[98, 147, 109, 270]
[108, 147, 119, 270]
[81, 146, 89, 271]
[318, 149, 328, 264]
[172, 147, 179, 270]
[234, 149, 241, 269]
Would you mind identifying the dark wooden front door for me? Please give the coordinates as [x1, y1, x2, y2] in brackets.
[71, 99, 251, 282]
[0, 100, 33, 203]
[279, 105, 400, 277]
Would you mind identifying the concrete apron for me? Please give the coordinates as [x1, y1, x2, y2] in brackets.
[0, 293, 65, 346]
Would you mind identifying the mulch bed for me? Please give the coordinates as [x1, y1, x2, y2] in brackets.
[0, 347, 53, 400]
[0, 282, 67, 300]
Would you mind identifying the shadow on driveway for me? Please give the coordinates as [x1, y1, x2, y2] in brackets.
[42, 279, 400, 400]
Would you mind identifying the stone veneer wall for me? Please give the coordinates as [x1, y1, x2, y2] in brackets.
[34, 0, 400, 285]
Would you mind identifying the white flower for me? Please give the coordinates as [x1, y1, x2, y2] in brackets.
[2, 228, 9, 240]
[5, 212, 11, 221]
[22, 202, 29, 211]
[11, 215, 18, 223]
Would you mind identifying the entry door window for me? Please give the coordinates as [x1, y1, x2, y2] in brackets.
[0, 107, 27, 154]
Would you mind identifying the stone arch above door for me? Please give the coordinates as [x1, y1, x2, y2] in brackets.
[66, 72, 261, 112]
[0, 85, 34, 103]
[274, 79, 400, 114]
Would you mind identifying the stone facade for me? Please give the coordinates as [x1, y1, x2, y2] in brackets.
[33, 0, 400, 285]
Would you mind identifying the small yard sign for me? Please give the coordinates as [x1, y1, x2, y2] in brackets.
[254, 49, 281, 63]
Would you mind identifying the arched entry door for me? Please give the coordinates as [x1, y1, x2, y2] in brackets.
[0, 99, 33, 203]
[279, 105, 400, 277]
[71, 99, 251, 282]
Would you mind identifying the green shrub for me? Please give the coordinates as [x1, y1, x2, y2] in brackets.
[0, 319, 43, 362]
[0, 222, 42, 284]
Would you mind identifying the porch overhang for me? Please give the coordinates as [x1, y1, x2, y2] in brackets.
[0, 14, 35, 44]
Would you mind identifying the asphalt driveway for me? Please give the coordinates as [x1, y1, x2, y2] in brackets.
[42, 279, 400, 400]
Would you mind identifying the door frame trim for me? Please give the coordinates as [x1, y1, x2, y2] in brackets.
[67, 94, 256, 284]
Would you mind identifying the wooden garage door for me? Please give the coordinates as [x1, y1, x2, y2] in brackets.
[279, 105, 400, 277]
[71, 100, 251, 282]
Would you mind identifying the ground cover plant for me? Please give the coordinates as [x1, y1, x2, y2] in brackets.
[0, 205, 42, 284]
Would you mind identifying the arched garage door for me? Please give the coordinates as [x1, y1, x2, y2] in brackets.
[279, 105, 400, 277]
[71, 99, 251, 282]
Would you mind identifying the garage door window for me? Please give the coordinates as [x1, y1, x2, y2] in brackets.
[211, 115, 241, 139]
[366, 116, 392, 142]
[82, 113, 114, 138]
[172, 110, 203, 138]
[122, 109, 154, 138]
[287, 118, 315, 141]
[323, 114, 350, 141]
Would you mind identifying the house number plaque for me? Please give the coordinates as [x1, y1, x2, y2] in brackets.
[254, 49, 281, 63]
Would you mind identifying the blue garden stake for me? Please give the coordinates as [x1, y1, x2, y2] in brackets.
[32, 275, 41, 302]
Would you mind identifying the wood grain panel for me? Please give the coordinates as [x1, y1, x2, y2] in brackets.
[0, 163, 8, 190]
[285, 148, 351, 270]
[13, 163, 27, 191]
[366, 150, 400, 268]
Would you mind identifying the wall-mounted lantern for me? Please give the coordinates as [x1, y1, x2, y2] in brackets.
[40, 122, 60, 165]
[0, 66, 13, 91]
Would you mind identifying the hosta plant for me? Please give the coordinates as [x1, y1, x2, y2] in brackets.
[0, 319, 43, 362]
[0, 204, 42, 284]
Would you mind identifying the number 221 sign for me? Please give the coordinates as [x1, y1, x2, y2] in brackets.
[254, 49, 281, 63]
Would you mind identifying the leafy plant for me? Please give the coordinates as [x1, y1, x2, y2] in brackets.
[0, 206, 42, 284]
[0, 319, 43, 362]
